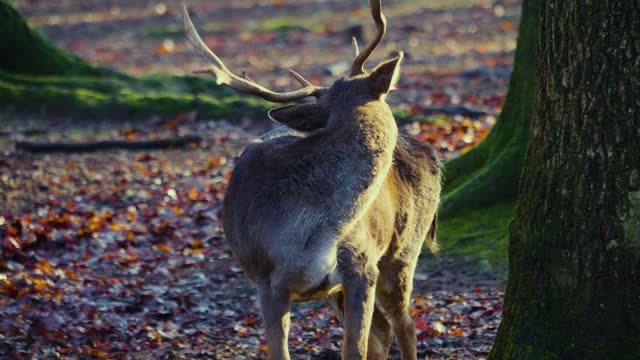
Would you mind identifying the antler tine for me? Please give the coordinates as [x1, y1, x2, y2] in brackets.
[351, 0, 386, 76]
[352, 36, 360, 59]
[288, 69, 313, 87]
[242, 71, 254, 82]
[181, 4, 326, 103]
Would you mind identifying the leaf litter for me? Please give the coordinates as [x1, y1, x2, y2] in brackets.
[0, 117, 504, 359]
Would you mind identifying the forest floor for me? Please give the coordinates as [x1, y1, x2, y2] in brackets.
[0, 119, 505, 359]
[1, 0, 520, 358]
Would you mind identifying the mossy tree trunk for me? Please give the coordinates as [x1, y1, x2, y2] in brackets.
[490, 1, 640, 359]
[440, 0, 539, 217]
[0, 0, 271, 120]
[0, 0, 106, 76]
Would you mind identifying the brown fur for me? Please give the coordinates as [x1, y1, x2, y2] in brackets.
[223, 56, 441, 359]
[181, 1, 441, 358]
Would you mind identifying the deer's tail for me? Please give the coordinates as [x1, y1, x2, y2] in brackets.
[425, 213, 439, 255]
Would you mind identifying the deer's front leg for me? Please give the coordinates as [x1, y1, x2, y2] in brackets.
[340, 256, 379, 360]
[326, 291, 392, 360]
[258, 283, 291, 360]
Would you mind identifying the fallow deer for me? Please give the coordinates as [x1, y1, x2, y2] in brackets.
[181, 1, 441, 359]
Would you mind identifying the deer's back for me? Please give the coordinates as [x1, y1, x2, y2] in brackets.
[222, 130, 440, 292]
[360, 134, 440, 272]
[387, 133, 441, 256]
[392, 133, 441, 226]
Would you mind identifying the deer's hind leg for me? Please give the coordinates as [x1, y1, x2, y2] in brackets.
[326, 292, 393, 360]
[367, 302, 393, 359]
[258, 283, 291, 360]
[340, 260, 379, 359]
[377, 263, 418, 360]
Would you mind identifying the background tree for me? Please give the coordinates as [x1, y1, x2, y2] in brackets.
[436, 0, 539, 265]
[490, 1, 640, 358]
[0, 0, 104, 76]
[440, 0, 539, 217]
[0, 0, 268, 120]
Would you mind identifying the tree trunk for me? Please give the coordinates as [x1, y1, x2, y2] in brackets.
[0, 1, 271, 120]
[440, 0, 539, 217]
[490, 1, 640, 359]
[0, 0, 105, 76]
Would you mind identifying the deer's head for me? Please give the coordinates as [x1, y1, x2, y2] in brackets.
[181, 0, 401, 132]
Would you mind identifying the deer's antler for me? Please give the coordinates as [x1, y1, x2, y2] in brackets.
[351, 0, 387, 76]
[352, 37, 360, 59]
[288, 69, 313, 87]
[181, 4, 326, 103]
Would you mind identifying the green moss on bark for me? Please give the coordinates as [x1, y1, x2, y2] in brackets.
[625, 190, 640, 253]
[436, 202, 515, 266]
[0, 72, 270, 120]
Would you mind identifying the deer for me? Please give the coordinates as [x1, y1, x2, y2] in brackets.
[181, 1, 441, 359]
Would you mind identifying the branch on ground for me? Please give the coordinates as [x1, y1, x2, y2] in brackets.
[0, 129, 47, 137]
[422, 106, 489, 118]
[15, 135, 202, 153]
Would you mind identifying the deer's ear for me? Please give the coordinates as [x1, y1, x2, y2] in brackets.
[268, 103, 329, 132]
[369, 51, 404, 97]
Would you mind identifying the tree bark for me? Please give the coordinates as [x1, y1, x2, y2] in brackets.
[490, 1, 640, 359]
[440, 0, 539, 217]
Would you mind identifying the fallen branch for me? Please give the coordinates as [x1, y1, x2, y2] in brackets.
[15, 135, 202, 153]
[421, 106, 489, 118]
[0, 129, 47, 137]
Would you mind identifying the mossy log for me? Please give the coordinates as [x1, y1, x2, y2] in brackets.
[0, 71, 270, 120]
[440, 0, 539, 218]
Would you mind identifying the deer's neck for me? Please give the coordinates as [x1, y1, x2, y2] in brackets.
[320, 104, 398, 233]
